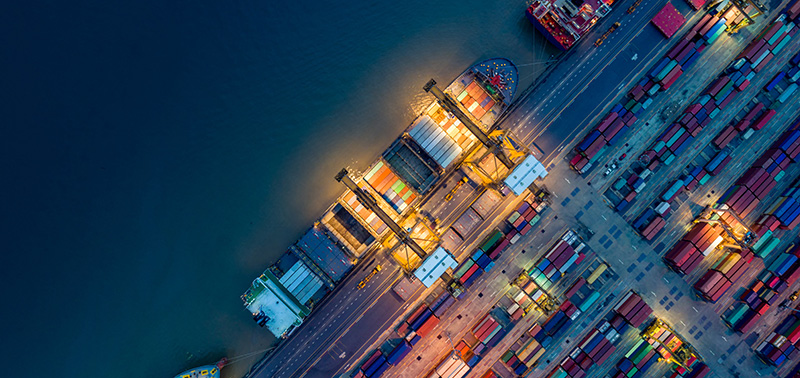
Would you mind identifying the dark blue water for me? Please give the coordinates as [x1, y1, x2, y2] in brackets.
[1, 1, 553, 377]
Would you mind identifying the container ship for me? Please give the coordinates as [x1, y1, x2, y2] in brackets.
[241, 58, 531, 339]
[526, 0, 615, 50]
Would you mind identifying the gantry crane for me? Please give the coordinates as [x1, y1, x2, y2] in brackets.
[423, 79, 516, 169]
[695, 206, 756, 249]
[335, 168, 427, 260]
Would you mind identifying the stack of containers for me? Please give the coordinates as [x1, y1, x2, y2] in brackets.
[428, 354, 470, 378]
[781, 51, 800, 90]
[634, 203, 672, 241]
[609, 339, 661, 378]
[357, 350, 390, 378]
[725, 247, 800, 333]
[541, 304, 575, 340]
[615, 10, 800, 222]
[400, 305, 437, 344]
[472, 313, 508, 352]
[570, 13, 725, 174]
[694, 248, 754, 302]
[429, 291, 457, 319]
[735, 13, 799, 73]
[454, 340, 478, 368]
[613, 291, 654, 327]
[663, 223, 724, 275]
[788, 0, 800, 20]
[548, 309, 632, 378]
[764, 186, 800, 229]
[502, 323, 548, 375]
[640, 215, 666, 240]
[528, 232, 586, 290]
[506, 199, 546, 239]
[567, 277, 603, 315]
[610, 167, 651, 212]
[753, 229, 783, 258]
[510, 274, 555, 316]
[755, 302, 800, 366]
[453, 228, 514, 290]
[734, 103, 766, 132]
[717, 117, 800, 223]
[385, 340, 412, 366]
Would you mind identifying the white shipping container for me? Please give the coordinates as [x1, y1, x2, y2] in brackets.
[704, 235, 724, 255]
[452, 363, 470, 378]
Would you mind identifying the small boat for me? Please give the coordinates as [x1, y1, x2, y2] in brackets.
[173, 358, 226, 378]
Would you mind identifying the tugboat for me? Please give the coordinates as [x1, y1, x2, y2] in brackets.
[173, 358, 227, 378]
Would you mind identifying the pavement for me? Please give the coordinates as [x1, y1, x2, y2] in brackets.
[244, 1, 800, 377]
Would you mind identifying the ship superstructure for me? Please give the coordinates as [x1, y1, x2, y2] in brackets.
[526, 0, 615, 50]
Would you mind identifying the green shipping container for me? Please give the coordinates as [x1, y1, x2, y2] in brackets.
[776, 170, 787, 182]
[455, 259, 475, 278]
[664, 154, 676, 166]
[481, 230, 504, 252]
[724, 303, 749, 326]
[657, 60, 678, 81]
[752, 230, 774, 253]
[579, 291, 601, 312]
[757, 237, 782, 258]
[501, 350, 514, 363]
[626, 339, 645, 358]
[773, 35, 792, 54]
[699, 174, 711, 185]
[552, 368, 569, 378]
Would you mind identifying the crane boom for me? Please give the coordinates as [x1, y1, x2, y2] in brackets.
[423, 79, 515, 168]
[335, 169, 427, 259]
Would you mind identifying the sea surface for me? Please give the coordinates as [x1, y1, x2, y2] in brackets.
[1, 1, 555, 377]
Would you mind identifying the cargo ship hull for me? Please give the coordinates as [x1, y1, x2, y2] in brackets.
[526, 9, 570, 51]
[242, 58, 518, 339]
[525, 0, 615, 51]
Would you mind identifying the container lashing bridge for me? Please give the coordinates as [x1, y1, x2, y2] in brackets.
[423, 79, 516, 169]
[335, 168, 428, 261]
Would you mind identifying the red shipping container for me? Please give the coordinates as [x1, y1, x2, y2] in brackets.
[754, 53, 774, 72]
[661, 68, 683, 90]
[597, 112, 618, 133]
[683, 251, 705, 274]
[761, 22, 784, 42]
[752, 109, 777, 130]
[667, 39, 689, 59]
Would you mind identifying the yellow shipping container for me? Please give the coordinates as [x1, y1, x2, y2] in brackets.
[587, 264, 608, 285]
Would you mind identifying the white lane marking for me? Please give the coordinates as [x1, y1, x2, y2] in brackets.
[693, 306, 699, 313]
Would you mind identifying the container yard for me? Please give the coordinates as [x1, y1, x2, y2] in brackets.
[245, 1, 800, 378]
